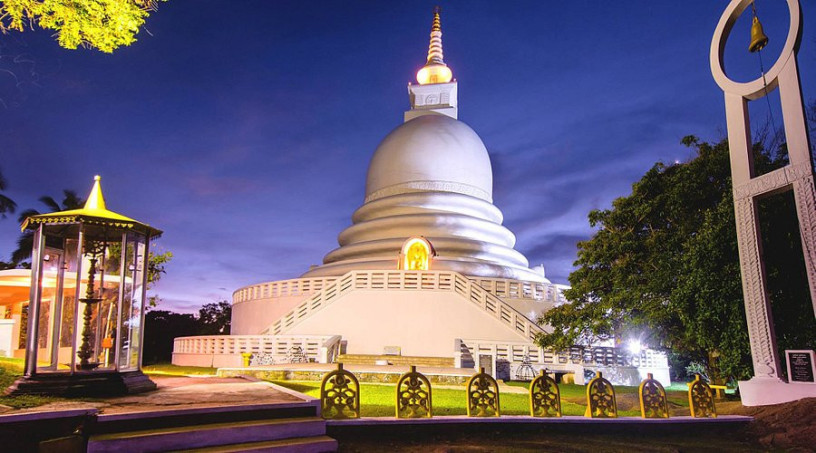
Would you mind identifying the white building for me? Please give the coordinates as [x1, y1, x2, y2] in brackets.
[173, 10, 669, 385]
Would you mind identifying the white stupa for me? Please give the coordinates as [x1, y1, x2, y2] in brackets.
[302, 10, 543, 284]
[170, 9, 630, 382]
[227, 8, 559, 352]
[173, 10, 670, 384]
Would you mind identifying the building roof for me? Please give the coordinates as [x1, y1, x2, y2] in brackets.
[21, 176, 162, 238]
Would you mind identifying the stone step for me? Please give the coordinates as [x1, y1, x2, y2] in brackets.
[6, 370, 156, 397]
[337, 354, 455, 367]
[92, 402, 319, 435]
[170, 435, 338, 453]
[87, 417, 327, 453]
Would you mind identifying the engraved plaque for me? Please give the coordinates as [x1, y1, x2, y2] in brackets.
[786, 350, 816, 383]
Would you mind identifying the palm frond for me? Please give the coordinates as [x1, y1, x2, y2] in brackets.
[39, 196, 61, 212]
[0, 194, 16, 217]
[17, 208, 40, 224]
[62, 190, 84, 209]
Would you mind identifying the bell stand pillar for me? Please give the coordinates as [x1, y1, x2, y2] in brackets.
[711, 0, 816, 406]
[23, 225, 45, 377]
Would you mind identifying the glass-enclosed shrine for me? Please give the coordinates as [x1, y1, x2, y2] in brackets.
[7, 176, 161, 396]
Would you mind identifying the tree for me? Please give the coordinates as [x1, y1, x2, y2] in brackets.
[0, 167, 16, 218]
[197, 300, 231, 335]
[12, 189, 83, 264]
[0, 0, 166, 53]
[142, 309, 198, 364]
[12, 189, 82, 264]
[537, 136, 814, 382]
[142, 301, 232, 364]
[146, 249, 172, 307]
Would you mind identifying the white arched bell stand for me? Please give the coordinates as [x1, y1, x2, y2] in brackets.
[710, 0, 816, 406]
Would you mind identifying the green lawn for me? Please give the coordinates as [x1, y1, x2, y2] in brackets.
[0, 359, 217, 409]
[270, 380, 694, 417]
[0, 357, 704, 417]
[0, 357, 62, 409]
[142, 363, 217, 376]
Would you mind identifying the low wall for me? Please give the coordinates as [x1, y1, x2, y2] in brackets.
[458, 339, 672, 386]
[172, 334, 342, 367]
[171, 352, 243, 368]
[217, 367, 470, 385]
[0, 320, 13, 357]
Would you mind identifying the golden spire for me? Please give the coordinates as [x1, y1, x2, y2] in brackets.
[426, 6, 444, 65]
[83, 175, 107, 211]
[417, 6, 453, 85]
[21, 174, 163, 237]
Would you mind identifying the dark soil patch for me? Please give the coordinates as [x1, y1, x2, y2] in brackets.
[731, 397, 816, 451]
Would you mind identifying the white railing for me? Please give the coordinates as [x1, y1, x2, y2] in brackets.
[232, 277, 339, 303]
[472, 278, 554, 301]
[457, 339, 564, 367]
[234, 275, 568, 304]
[457, 339, 669, 371]
[172, 334, 342, 366]
[263, 270, 545, 342]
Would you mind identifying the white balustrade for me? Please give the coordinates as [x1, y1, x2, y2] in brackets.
[457, 338, 670, 379]
[232, 277, 339, 304]
[235, 273, 565, 305]
[262, 271, 545, 343]
[172, 334, 342, 367]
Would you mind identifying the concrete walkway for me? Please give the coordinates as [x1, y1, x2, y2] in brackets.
[5, 375, 306, 416]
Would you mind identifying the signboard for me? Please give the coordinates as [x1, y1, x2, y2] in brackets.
[383, 346, 401, 356]
[786, 350, 816, 384]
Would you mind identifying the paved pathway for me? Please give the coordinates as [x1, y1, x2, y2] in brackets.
[7, 375, 305, 415]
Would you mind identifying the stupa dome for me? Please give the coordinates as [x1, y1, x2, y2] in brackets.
[365, 115, 493, 203]
[299, 7, 545, 283]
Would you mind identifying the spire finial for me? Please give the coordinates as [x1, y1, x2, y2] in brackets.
[417, 6, 452, 85]
[428, 6, 443, 64]
[84, 174, 107, 211]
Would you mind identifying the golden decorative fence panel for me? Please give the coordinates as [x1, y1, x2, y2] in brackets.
[320, 363, 360, 419]
[396, 365, 432, 418]
[688, 374, 717, 418]
[529, 370, 561, 417]
[638, 372, 669, 418]
[466, 367, 501, 417]
[585, 371, 617, 418]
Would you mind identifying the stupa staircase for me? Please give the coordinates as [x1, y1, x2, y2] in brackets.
[263, 270, 545, 344]
[85, 401, 337, 453]
[335, 353, 455, 368]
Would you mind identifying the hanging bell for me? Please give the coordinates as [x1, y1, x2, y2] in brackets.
[749, 16, 769, 53]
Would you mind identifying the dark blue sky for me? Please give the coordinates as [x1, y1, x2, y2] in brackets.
[1, 1, 813, 312]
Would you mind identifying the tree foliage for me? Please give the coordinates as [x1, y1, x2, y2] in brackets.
[0, 0, 165, 52]
[197, 300, 231, 335]
[12, 189, 83, 264]
[145, 249, 172, 307]
[142, 309, 198, 364]
[143, 301, 232, 364]
[538, 136, 813, 382]
[0, 167, 16, 218]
